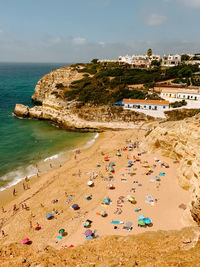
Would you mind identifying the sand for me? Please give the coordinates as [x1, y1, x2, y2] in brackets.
[0, 129, 191, 250]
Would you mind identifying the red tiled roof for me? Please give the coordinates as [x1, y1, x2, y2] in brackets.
[122, 99, 169, 105]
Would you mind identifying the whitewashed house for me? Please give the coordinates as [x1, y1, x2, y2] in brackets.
[162, 54, 181, 67]
[160, 87, 200, 101]
[122, 99, 170, 111]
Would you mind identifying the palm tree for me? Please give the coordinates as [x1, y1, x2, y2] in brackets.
[147, 48, 152, 57]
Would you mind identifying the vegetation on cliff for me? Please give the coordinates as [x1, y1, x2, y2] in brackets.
[165, 108, 200, 121]
[64, 62, 199, 105]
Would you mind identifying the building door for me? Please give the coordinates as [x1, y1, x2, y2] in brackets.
[155, 106, 157, 110]
[149, 106, 151, 110]
[195, 96, 197, 100]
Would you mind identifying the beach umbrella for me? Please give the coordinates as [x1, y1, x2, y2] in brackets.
[59, 229, 65, 234]
[88, 181, 94, 187]
[22, 238, 30, 244]
[109, 167, 114, 172]
[46, 213, 52, 219]
[138, 219, 146, 226]
[144, 218, 152, 225]
[71, 204, 79, 210]
[84, 229, 93, 237]
[104, 156, 109, 161]
[139, 215, 146, 220]
[100, 211, 107, 217]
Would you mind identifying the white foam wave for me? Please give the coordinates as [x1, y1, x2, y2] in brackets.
[0, 165, 37, 191]
[44, 154, 59, 161]
[0, 132, 99, 192]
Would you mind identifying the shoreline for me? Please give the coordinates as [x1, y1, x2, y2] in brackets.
[0, 128, 193, 250]
[0, 132, 99, 193]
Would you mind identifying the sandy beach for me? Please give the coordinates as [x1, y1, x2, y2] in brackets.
[0, 129, 191, 250]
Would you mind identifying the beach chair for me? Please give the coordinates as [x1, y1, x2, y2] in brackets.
[123, 222, 133, 231]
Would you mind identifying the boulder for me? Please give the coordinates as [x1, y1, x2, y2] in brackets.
[14, 104, 29, 118]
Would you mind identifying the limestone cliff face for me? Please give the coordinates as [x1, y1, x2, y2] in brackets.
[141, 115, 200, 225]
[14, 65, 150, 131]
[32, 66, 83, 104]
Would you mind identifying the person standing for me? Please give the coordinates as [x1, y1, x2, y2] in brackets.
[13, 188, 16, 196]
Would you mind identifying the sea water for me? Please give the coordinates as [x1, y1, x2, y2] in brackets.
[0, 63, 95, 190]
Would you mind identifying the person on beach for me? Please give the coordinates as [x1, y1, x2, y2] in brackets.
[25, 176, 29, 182]
[1, 230, 5, 238]
[23, 183, 26, 190]
[1, 207, 5, 213]
[13, 204, 17, 212]
[29, 221, 32, 228]
[13, 188, 16, 196]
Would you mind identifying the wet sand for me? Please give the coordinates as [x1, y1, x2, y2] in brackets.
[0, 129, 191, 249]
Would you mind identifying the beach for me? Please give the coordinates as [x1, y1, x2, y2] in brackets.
[0, 128, 191, 250]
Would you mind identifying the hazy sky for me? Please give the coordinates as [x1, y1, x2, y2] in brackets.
[0, 0, 200, 62]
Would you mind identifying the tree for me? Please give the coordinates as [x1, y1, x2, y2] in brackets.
[147, 48, 152, 57]
[151, 60, 160, 67]
[91, 58, 99, 64]
[181, 54, 190, 62]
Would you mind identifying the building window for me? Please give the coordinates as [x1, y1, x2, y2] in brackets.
[144, 105, 146, 108]
[163, 106, 165, 109]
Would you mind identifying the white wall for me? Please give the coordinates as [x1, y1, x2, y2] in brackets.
[124, 103, 169, 111]
[177, 93, 200, 100]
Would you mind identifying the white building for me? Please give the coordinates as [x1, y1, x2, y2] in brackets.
[162, 54, 181, 67]
[118, 54, 160, 68]
[160, 87, 200, 101]
[122, 99, 170, 111]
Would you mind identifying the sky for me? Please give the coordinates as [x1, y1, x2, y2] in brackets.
[0, 0, 200, 63]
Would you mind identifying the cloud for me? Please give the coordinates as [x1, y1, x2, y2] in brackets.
[72, 37, 86, 45]
[178, 0, 200, 7]
[0, 28, 4, 34]
[146, 13, 166, 26]
[42, 35, 61, 46]
[98, 41, 105, 47]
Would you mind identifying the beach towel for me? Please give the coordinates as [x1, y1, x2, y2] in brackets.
[134, 208, 141, 212]
[149, 179, 155, 183]
[159, 172, 165, 176]
[57, 236, 63, 240]
[111, 220, 124, 224]
[86, 236, 93, 240]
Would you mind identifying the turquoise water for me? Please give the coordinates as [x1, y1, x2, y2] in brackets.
[0, 63, 94, 189]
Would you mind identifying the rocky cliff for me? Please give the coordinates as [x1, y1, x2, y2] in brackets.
[141, 115, 200, 225]
[14, 65, 152, 131]
[1, 227, 200, 266]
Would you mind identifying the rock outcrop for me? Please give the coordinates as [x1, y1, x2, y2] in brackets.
[141, 115, 200, 225]
[14, 65, 152, 131]
[14, 104, 29, 117]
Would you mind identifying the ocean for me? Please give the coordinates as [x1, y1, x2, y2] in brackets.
[0, 62, 95, 190]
